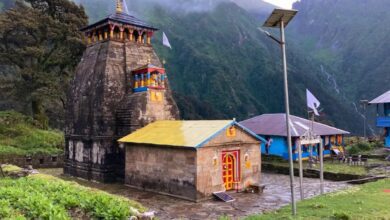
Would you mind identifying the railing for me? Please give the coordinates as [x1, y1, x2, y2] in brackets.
[376, 117, 390, 127]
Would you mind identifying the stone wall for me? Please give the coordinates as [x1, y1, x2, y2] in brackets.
[125, 144, 197, 201]
[196, 125, 261, 200]
[0, 154, 64, 169]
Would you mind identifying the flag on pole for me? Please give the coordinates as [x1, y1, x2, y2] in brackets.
[306, 89, 321, 116]
[163, 32, 172, 49]
[122, 0, 129, 14]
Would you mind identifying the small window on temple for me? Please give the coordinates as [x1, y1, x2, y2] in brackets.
[39, 158, 44, 164]
[52, 156, 57, 162]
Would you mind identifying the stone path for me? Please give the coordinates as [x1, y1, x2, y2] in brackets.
[41, 169, 350, 220]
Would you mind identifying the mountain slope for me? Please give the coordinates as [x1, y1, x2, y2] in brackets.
[289, 0, 390, 134]
[71, 0, 362, 132]
[137, 2, 361, 131]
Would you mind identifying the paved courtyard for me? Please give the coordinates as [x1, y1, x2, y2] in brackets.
[42, 169, 350, 219]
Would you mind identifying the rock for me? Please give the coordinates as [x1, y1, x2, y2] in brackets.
[138, 211, 156, 220]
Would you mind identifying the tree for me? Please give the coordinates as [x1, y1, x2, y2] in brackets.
[0, 0, 88, 128]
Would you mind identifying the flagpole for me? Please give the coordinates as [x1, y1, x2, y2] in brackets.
[297, 139, 304, 200]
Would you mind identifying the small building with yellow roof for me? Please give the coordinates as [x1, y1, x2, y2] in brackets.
[118, 120, 265, 202]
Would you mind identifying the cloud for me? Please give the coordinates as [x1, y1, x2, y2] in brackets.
[131, 0, 273, 13]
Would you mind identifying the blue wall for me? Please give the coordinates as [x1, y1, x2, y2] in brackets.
[385, 129, 390, 148]
[261, 135, 337, 160]
[261, 136, 288, 157]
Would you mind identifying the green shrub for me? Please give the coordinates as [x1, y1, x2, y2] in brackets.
[370, 140, 384, 149]
[355, 142, 372, 152]
[346, 140, 373, 154]
[0, 173, 145, 219]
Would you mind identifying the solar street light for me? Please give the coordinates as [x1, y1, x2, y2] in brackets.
[262, 8, 298, 215]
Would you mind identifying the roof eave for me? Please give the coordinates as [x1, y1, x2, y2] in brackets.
[79, 17, 158, 32]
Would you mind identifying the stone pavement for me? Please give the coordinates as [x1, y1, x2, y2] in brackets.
[41, 169, 350, 220]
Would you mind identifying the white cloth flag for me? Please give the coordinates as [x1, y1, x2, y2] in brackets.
[163, 32, 172, 49]
[306, 89, 321, 116]
[122, 0, 129, 14]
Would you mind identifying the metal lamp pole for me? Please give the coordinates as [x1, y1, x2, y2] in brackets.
[261, 9, 298, 215]
[360, 100, 369, 139]
[280, 20, 297, 215]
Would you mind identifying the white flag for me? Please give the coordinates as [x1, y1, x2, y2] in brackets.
[306, 89, 321, 116]
[163, 32, 172, 49]
[122, 0, 129, 14]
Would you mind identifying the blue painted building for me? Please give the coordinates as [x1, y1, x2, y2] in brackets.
[240, 114, 350, 160]
[369, 90, 390, 148]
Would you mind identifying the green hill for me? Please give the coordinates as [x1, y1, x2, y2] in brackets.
[0, 111, 64, 156]
[289, 0, 390, 134]
[145, 3, 361, 131]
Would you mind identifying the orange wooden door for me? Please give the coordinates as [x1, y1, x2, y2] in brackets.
[222, 154, 235, 190]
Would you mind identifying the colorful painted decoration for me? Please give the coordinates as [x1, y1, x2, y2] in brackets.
[226, 126, 236, 137]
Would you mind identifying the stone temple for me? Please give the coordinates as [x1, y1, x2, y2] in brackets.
[64, 0, 180, 182]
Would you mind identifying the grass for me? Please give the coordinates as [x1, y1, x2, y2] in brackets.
[265, 160, 368, 176]
[245, 179, 390, 219]
[0, 167, 146, 219]
[0, 111, 64, 156]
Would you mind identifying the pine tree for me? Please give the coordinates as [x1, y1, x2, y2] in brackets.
[0, 0, 88, 128]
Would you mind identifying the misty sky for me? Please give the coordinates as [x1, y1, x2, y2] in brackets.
[263, 0, 298, 9]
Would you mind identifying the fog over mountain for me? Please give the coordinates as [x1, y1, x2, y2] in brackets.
[136, 0, 274, 13]
[74, 0, 274, 23]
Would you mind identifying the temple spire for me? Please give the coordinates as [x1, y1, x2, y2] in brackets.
[116, 0, 123, 13]
[116, 0, 129, 14]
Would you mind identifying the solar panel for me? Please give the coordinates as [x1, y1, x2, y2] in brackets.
[213, 191, 235, 202]
[263, 9, 298, 28]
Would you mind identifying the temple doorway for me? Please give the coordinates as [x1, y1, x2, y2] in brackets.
[222, 150, 240, 190]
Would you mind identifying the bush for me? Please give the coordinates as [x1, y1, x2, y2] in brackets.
[0, 173, 145, 219]
[346, 140, 374, 155]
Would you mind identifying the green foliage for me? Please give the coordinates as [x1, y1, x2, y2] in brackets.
[1, 164, 22, 173]
[246, 179, 390, 219]
[0, 173, 145, 219]
[345, 138, 384, 155]
[265, 159, 368, 176]
[0, 111, 64, 156]
[346, 142, 372, 155]
[0, 0, 88, 126]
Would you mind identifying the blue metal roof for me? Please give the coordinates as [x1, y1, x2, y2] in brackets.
[369, 90, 390, 104]
[80, 12, 157, 32]
[240, 114, 350, 137]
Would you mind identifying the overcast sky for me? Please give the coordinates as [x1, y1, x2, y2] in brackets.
[263, 0, 299, 9]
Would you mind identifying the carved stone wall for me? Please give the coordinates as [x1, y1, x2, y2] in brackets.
[65, 40, 180, 182]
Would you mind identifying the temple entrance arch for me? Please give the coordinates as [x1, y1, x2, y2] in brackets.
[222, 150, 240, 190]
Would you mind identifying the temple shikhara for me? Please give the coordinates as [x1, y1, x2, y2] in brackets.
[64, 0, 180, 182]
